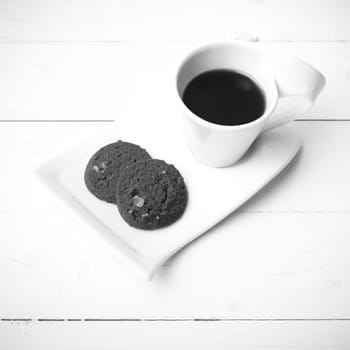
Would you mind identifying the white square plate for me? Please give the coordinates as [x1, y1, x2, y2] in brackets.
[35, 126, 300, 280]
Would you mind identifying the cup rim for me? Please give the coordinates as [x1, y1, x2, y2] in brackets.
[175, 41, 279, 130]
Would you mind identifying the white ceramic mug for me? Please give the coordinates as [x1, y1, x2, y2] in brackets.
[175, 41, 326, 167]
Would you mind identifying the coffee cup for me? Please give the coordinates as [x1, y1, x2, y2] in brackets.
[175, 41, 326, 167]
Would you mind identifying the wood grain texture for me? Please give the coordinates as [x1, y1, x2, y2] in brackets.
[1, 211, 350, 318]
[0, 121, 349, 318]
[1, 321, 350, 349]
[0, 42, 348, 120]
[0, 0, 349, 42]
[1, 0, 349, 347]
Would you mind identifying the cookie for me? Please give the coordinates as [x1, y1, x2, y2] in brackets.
[116, 159, 188, 229]
[84, 141, 151, 203]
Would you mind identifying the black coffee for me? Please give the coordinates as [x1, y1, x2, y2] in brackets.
[182, 69, 265, 126]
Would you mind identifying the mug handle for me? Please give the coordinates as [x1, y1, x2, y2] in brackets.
[263, 52, 326, 132]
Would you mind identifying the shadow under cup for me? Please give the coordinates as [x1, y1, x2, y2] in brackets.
[176, 43, 278, 167]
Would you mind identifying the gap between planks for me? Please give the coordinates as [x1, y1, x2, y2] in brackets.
[0, 39, 349, 44]
[1, 119, 350, 123]
[2, 318, 350, 323]
[0, 120, 115, 122]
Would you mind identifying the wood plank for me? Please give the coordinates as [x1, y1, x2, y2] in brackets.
[0, 122, 350, 318]
[0, 0, 349, 42]
[1, 321, 350, 350]
[0, 42, 348, 120]
[0, 121, 349, 213]
[1, 211, 350, 318]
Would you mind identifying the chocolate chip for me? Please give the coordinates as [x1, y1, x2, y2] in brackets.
[132, 195, 144, 208]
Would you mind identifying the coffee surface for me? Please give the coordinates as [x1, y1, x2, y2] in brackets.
[182, 69, 265, 126]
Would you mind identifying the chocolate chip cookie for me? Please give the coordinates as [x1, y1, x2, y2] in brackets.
[116, 159, 188, 229]
[84, 141, 151, 203]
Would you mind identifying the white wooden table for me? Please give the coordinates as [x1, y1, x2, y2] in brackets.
[1, 1, 350, 348]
